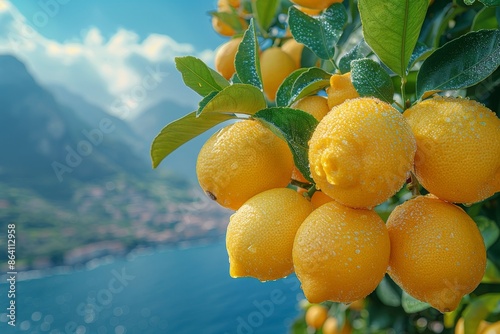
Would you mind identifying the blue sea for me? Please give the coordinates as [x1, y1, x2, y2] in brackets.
[0, 241, 304, 334]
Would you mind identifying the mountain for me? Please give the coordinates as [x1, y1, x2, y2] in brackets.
[48, 84, 145, 155]
[131, 99, 228, 181]
[0, 55, 148, 198]
[0, 55, 231, 268]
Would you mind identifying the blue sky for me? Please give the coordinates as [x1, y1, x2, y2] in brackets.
[1, 0, 228, 118]
[10, 0, 226, 49]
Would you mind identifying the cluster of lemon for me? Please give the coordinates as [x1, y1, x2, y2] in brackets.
[201, 0, 500, 315]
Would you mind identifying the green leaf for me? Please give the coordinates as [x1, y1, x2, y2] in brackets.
[254, 107, 319, 183]
[483, 260, 500, 283]
[474, 216, 500, 249]
[408, 42, 433, 70]
[401, 291, 430, 313]
[276, 68, 309, 107]
[210, 10, 245, 31]
[287, 67, 332, 106]
[252, 0, 280, 31]
[464, 0, 476, 4]
[288, 4, 347, 60]
[472, 7, 499, 31]
[416, 29, 500, 99]
[151, 112, 237, 168]
[338, 39, 372, 73]
[463, 294, 500, 334]
[235, 19, 263, 89]
[358, 0, 428, 77]
[479, 0, 500, 6]
[198, 83, 266, 116]
[351, 58, 395, 103]
[175, 56, 229, 96]
[376, 276, 402, 307]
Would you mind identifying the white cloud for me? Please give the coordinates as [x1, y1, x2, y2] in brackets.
[0, 1, 216, 118]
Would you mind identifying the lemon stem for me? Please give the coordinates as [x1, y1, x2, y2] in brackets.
[291, 179, 312, 189]
[306, 184, 317, 200]
[408, 173, 421, 196]
[400, 76, 408, 111]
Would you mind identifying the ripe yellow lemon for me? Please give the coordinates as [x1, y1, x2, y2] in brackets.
[404, 96, 500, 204]
[305, 304, 328, 329]
[310, 191, 334, 209]
[326, 72, 359, 109]
[308, 97, 416, 209]
[196, 120, 294, 210]
[455, 318, 489, 334]
[215, 37, 242, 80]
[482, 321, 500, 334]
[212, 0, 247, 37]
[281, 38, 305, 68]
[293, 201, 390, 303]
[260, 47, 298, 102]
[291, 95, 330, 183]
[290, 0, 343, 10]
[226, 188, 313, 281]
[323, 317, 352, 334]
[386, 195, 486, 313]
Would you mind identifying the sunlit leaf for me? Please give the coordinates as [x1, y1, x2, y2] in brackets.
[198, 84, 266, 116]
[289, 4, 347, 60]
[235, 20, 263, 89]
[359, 0, 428, 77]
[253, 0, 280, 31]
[351, 58, 395, 103]
[417, 29, 500, 99]
[254, 108, 318, 183]
[463, 294, 500, 334]
[175, 56, 229, 96]
[151, 112, 237, 168]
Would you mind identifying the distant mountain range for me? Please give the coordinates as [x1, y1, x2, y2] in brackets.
[0, 55, 231, 268]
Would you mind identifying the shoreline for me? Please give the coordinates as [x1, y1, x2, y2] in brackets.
[0, 235, 225, 282]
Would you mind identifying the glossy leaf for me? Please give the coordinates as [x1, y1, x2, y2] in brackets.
[475, 216, 500, 249]
[339, 39, 372, 73]
[175, 56, 229, 96]
[198, 84, 266, 116]
[288, 4, 347, 60]
[253, 0, 280, 32]
[463, 294, 500, 334]
[401, 291, 430, 313]
[276, 68, 309, 107]
[408, 42, 433, 70]
[235, 19, 263, 89]
[376, 276, 402, 307]
[287, 67, 332, 106]
[359, 0, 428, 77]
[479, 0, 500, 6]
[351, 58, 395, 103]
[472, 7, 499, 31]
[482, 260, 500, 283]
[254, 107, 318, 183]
[151, 112, 237, 168]
[416, 29, 500, 99]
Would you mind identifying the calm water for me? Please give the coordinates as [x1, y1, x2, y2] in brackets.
[0, 241, 304, 334]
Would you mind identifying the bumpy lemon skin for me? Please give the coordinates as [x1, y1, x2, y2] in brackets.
[386, 195, 486, 313]
[196, 120, 294, 210]
[404, 96, 500, 204]
[308, 97, 416, 209]
[293, 201, 390, 303]
[226, 188, 313, 281]
[326, 72, 360, 109]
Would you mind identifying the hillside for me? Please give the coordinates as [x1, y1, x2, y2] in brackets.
[0, 55, 231, 269]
